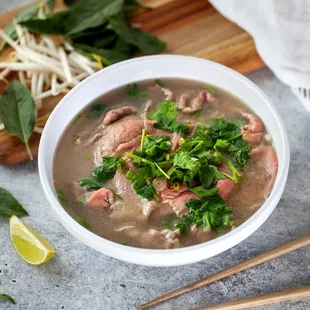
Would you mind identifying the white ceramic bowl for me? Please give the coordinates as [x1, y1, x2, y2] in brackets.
[39, 55, 290, 267]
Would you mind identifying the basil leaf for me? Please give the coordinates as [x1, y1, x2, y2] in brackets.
[107, 15, 166, 54]
[0, 187, 28, 217]
[0, 294, 15, 304]
[65, 0, 125, 36]
[19, 10, 69, 35]
[0, 81, 35, 159]
[73, 44, 128, 65]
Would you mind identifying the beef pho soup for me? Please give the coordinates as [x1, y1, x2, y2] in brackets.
[53, 78, 278, 249]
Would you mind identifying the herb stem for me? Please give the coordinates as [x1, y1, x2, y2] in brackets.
[154, 162, 170, 179]
[140, 128, 146, 151]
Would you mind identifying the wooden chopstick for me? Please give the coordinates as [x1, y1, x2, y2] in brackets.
[193, 286, 310, 310]
[137, 234, 310, 309]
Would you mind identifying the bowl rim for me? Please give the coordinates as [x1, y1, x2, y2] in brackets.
[38, 55, 290, 266]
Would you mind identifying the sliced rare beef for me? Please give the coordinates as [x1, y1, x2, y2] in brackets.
[103, 106, 138, 126]
[176, 90, 216, 113]
[86, 188, 114, 209]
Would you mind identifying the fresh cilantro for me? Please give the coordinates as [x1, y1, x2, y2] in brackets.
[87, 103, 107, 118]
[221, 161, 242, 184]
[149, 101, 189, 134]
[85, 154, 91, 160]
[140, 135, 171, 161]
[188, 186, 219, 197]
[75, 217, 89, 229]
[79, 195, 86, 204]
[155, 79, 165, 87]
[204, 85, 215, 94]
[106, 188, 123, 200]
[163, 219, 187, 234]
[56, 187, 68, 207]
[92, 157, 125, 184]
[210, 118, 251, 167]
[126, 83, 148, 100]
[78, 178, 100, 190]
[125, 166, 158, 200]
[184, 195, 232, 229]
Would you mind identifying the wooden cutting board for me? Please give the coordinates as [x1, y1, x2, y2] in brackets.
[0, 0, 265, 165]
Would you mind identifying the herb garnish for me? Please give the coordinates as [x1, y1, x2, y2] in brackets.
[75, 217, 89, 229]
[79, 179, 101, 191]
[126, 83, 148, 100]
[56, 188, 68, 208]
[0, 187, 28, 217]
[155, 79, 165, 87]
[183, 195, 232, 230]
[87, 104, 107, 118]
[204, 85, 215, 94]
[0, 81, 36, 159]
[79, 157, 125, 196]
[149, 101, 190, 134]
[0, 294, 15, 304]
[91, 157, 125, 183]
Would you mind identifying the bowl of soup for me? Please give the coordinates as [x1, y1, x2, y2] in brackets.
[38, 55, 289, 266]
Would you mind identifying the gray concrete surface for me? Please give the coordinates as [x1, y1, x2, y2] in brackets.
[1, 1, 310, 310]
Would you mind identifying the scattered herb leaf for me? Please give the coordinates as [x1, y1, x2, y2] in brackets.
[56, 188, 68, 207]
[0, 294, 15, 304]
[150, 101, 189, 134]
[155, 79, 165, 87]
[107, 15, 166, 54]
[65, 0, 125, 36]
[78, 178, 101, 191]
[87, 103, 107, 118]
[79, 195, 86, 204]
[92, 157, 125, 184]
[204, 85, 215, 94]
[126, 83, 148, 100]
[19, 10, 69, 35]
[0, 187, 28, 217]
[75, 217, 89, 229]
[0, 81, 36, 160]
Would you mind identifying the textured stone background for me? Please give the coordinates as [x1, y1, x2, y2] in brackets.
[1, 2, 310, 310]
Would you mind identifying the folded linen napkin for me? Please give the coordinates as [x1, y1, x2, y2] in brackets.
[209, 0, 310, 110]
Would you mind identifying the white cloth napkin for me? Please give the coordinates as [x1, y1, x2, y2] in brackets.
[209, 0, 310, 110]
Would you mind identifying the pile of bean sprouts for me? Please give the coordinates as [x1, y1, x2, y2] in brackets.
[0, 21, 101, 133]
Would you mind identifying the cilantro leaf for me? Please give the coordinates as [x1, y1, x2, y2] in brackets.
[173, 151, 200, 171]
[87, 103, 107, 118]
[189, 186, 219, 197]
[92, 157, 125, 184]
[184, 195, 232, 229]
[78, 178, 101, 190]
[126, 83, 148, 100]
[125, 166, 158, 200]
[150, 101, 189, 134]
[198, 165, 225, 188]
[75, 217, 89, 229]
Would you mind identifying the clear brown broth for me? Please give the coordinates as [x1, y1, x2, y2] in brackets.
[53, 78, 273, 249]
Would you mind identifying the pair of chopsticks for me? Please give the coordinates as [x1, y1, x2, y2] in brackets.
[137, 234, 310, 309]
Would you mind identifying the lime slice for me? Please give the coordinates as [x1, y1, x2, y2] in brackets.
[9, 215, 55, 265]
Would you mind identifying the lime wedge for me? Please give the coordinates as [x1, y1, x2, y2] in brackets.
[9, 215, 55, 265]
